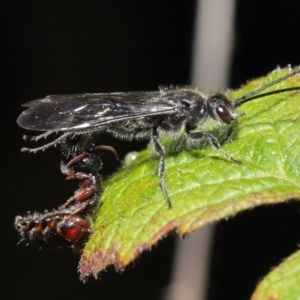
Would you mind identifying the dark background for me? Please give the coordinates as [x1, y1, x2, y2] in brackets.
[2, 1, 300, 299]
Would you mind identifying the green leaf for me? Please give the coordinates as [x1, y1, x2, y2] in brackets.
[79, 67, 300, 281]
[251, 250, 300, 300]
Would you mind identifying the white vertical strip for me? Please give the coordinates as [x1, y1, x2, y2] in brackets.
[192, 0, 235, 89]
[165, 1, 235, 300]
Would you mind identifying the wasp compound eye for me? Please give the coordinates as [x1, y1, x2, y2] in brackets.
[207, 94, 237, 124]
[216, 104, 232, 123]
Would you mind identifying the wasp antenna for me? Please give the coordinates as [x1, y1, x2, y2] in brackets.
[234, 67, 300, 107]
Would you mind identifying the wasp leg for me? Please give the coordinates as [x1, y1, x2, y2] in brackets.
[187, 131, 242, 164]
[23, 130, 55, 142]
[152, 128, 172, 209]
[21, 132, 75, 153]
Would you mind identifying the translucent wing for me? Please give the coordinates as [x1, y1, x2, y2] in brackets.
[17, 92, 181, 131]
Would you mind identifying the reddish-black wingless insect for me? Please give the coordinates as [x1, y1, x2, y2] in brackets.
[15, 141, 118, 247]
[17, 67, 300, 209]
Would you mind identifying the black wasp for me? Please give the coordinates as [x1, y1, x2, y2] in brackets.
[17, 67, 300, 208]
